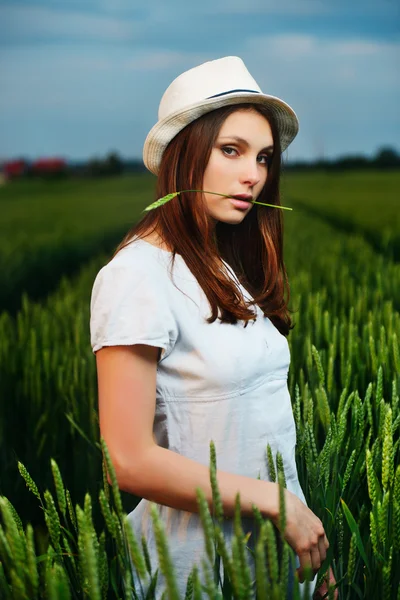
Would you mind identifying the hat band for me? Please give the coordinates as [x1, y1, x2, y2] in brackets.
[206, 89, 261, 99]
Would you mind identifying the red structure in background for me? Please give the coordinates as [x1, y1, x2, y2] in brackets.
[31, 157, 66, 174]
[3, 159, 28, 179]
[2, 157, 67, 180]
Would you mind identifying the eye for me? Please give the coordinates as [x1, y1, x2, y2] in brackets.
[260, 154, 272, 165]
[221, 146, 271, 166]
[221, 146, 238, 156]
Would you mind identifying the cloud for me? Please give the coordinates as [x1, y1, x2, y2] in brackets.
[244, 33, 399, 81]
[0, 4, 398, 161]
[239, 34, 399, 158]
[332, 40, 390, 56]
[256, 34, 317, 58]
[123, 49, 218, 71]
[0, 5, 138, 43]
[209, 0, 331, 15]
[124, 51, 192, 71]
[0, 43, 213, 117]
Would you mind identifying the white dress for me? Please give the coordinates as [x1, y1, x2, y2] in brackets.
[90, 236, 317, 598]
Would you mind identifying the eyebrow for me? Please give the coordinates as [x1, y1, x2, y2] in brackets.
[219, 136, 274, 152]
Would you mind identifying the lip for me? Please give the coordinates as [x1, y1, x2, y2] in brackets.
[231, 194, 253, 202]
[230, 198, 251, 211]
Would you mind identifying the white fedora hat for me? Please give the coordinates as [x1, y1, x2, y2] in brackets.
[142, 56, 299, 176]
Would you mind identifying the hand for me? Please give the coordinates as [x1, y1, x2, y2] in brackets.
[313, 566, 338, 599]
[272, 488, 330, 583]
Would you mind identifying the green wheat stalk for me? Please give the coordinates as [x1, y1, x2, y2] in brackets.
[143, 190, 293, 212]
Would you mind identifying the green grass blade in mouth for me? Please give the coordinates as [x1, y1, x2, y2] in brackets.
[143, 189, 293, 212]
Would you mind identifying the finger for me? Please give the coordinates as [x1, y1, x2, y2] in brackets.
[316, 581, 328, 598]
[298, 552, 313, 583]
[310, 547, 322, 572]
[318, 536, 327, 563]
[323, 532, 330, 551]
[322, 569, 338, 600]
[296, 567, 308, 585]
[327, 568, 339, 599]
[327, 580, 339, 600]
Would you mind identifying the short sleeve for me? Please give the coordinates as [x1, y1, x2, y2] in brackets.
[90, 261, 178, 360]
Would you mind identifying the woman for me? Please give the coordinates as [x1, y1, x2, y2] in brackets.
[90, 56, 337, 599]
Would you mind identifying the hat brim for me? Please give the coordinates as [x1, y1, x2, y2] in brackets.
[142, 92, 299, 175]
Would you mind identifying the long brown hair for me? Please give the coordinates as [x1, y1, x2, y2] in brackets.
[112, 103, 296, 336]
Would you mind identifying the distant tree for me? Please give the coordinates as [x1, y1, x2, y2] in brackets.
[331, 155, 370, 171]
[285, 146, 400, 171]
[373, 146, 400, 168]
[85, 152, 124, 177]
[104, 151, 124, 175]
[86, 157, 103, 177]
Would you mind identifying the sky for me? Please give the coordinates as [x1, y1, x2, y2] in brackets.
[0, 0, 399, 164]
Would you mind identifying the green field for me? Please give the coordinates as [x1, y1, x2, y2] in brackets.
[282, 170, 400, 259]
[0, 170, 399, 598]
[1, 170, 399, 314]
[0, 174, 156, 313]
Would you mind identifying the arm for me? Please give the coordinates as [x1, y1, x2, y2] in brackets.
[95, 343, 329, 581]
[95, 342, 279, 520]
[118, 443, 280, 521]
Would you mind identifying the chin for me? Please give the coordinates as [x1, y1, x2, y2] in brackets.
[217, 215, 247, 225]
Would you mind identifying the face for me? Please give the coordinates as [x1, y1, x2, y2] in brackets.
[202, 108, 274, 228]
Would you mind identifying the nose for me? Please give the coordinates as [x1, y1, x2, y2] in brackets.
[240, 159, 262, 187]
